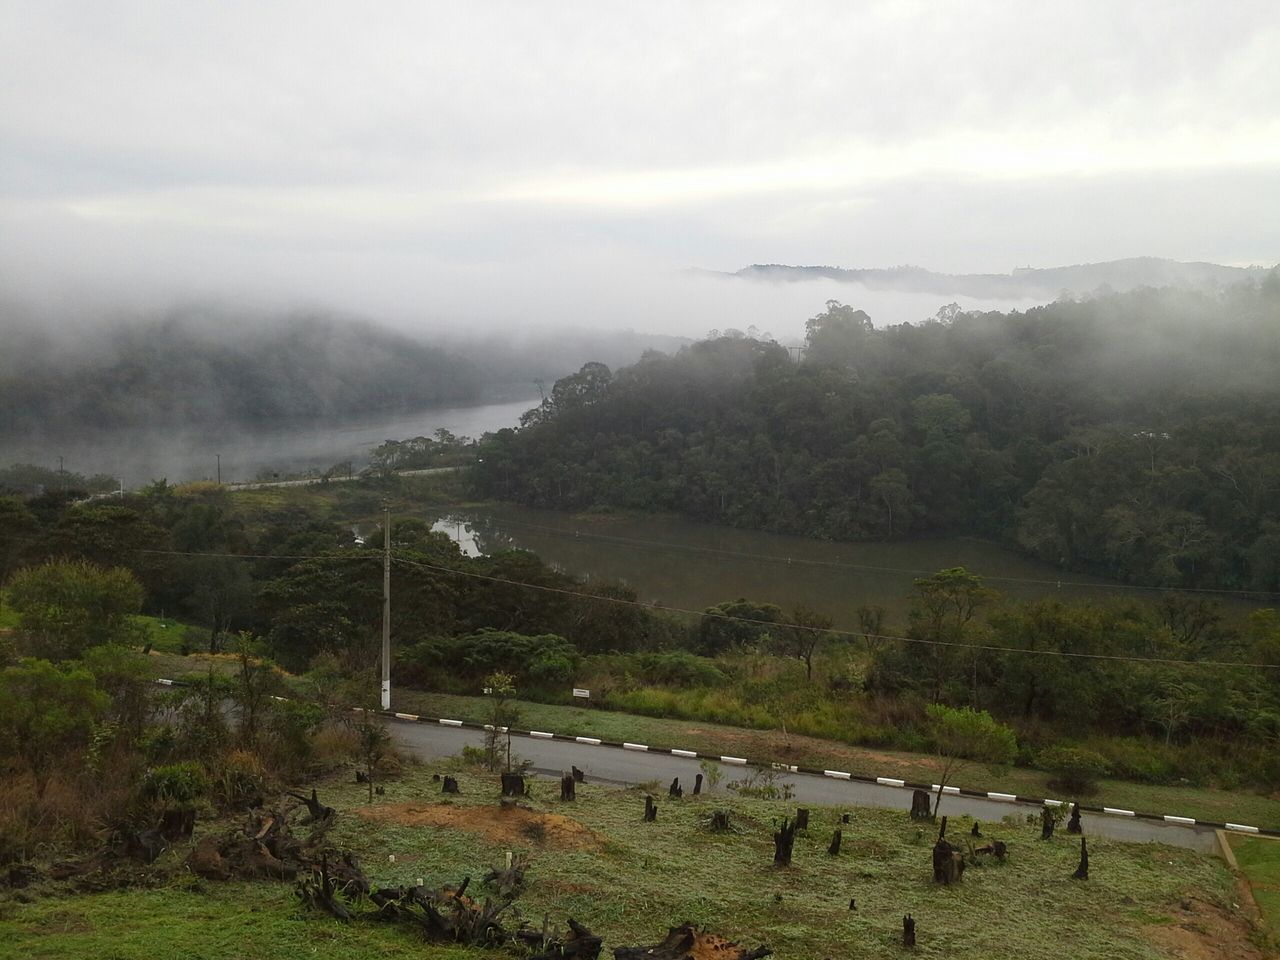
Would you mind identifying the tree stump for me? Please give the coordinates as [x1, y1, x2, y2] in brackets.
[693, 773, 703, 795]
[709, 810, 732, 832]
[560, 774, 576, 802]
[932, 819, 964, 884]
[841, 813, 851, 824]
[644, 795, 658, 822]
[614, 923, 771, 959]
[442, 776, 461, 795]
[828, 829, 842, 856]
[668, 777, 683, 799]
[794, 808, 809, 831]
[521, 917, 603, 960]
[970, 820, 981, 838]
[848, 898, 856, 911]
[974, 840, 1007, 862]
[773, 818, 796, 867]
[903, 914, 916, 948]
[572, 765, 585, 783]
[910, 789, 933, 821]
[1067, 802, 1083, 835]
[482, 856, 527, 900]
[500, 773, 527, 797]
[1072, 837, 1089, 880]
[288, 788, 335, 825]
[1040, 806, 1057, 840]
[159, 808, 196, 841]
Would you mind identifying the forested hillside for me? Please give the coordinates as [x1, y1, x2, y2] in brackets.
[0, 310, 481, 436]
[475, 276, 1280, 590]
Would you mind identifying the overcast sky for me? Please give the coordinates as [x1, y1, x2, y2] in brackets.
[1, 1, 1277, 334]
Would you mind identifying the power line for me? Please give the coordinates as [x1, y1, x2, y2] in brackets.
[389, 554, 1280, 671]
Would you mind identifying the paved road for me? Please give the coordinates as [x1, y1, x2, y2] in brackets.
[226, 465, 461, 491]
[388, 719, 1220, 854]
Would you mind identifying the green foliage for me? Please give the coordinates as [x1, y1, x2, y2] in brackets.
[401, 630, 580, 690]
[1038, 746, 1111, 794]
[142, 761, 208, 808]
[0, 658, 107, 796]
[476, 282, 1280, 590]
[7, 560, 145, 660]
[927, 704, 1017, 814]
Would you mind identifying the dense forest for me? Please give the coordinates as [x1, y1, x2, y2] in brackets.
[474, 277, 1280, 591]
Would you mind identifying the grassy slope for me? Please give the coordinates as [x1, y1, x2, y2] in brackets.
[1231, 834, 1280, 939]
[0, 762, 1242, 960]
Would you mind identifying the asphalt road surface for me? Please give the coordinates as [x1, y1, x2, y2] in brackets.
[388, 718, 1220, 854]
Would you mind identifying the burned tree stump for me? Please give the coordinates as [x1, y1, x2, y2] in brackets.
[709, 810, 732, 832]
[828, 829, 842, 856]
[522, 917, 603, 959]
[693, 773, 703, 795]
[572, 765, 585, 783]
[1067, 802, 1083, 835]
[903, 914, 916, 948]
[561, 775, 576, 802]
[614, 923, 771, 959]
[932, 818, 964, 884]
[294, 854, 354, 921]
[482, 855, 527, 900]
[970, 821, 981, 838]
[794, 808, 809, 831]
[773, 818, 796, 867]
[841, 813, 851, 824]
[1040, 806, 1057, 840]
[974, 840, 1008, 862]
[159, 808, 196, 841]
[644, 795, 658, 822]
[910, 789, 933, 821]
[668, 777, 683, 799]
[1072, 837, 1089, 880]
[288, 788, 335, 825]
[501, 773, 527, 797]
[442, 776, 461, 795]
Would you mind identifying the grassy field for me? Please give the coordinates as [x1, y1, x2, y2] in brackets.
[0, 759, 1256, 960]
[1230, 834, 1280, 944]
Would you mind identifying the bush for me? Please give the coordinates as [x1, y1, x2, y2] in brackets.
[1038, 746, 1110, 794]
[142, 762, 207, 808]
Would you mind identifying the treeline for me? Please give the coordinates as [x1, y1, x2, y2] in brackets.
[0, 310, 481, 436]
[2, 480, 1279, 792]
[474, 277, 1280, 590]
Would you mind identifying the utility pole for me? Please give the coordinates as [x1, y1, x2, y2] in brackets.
[216, 454, 221, 485]
[57, 455, 64, 490]
[381, 502, 391, 710]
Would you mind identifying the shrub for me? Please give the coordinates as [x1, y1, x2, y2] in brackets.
[1039, 746, 1110, 794]
[142, 762, 207, 808]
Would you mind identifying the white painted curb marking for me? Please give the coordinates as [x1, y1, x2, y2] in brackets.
[720, 755, 748, 765]
[623, 742, 649, 751]
[530, 730, 554, 739]
[1226, 823, 1260, 834]
[931, 784, 960, 795]
[1164, 815, 1196, 825]
[576, 737, 602, 745]
[877, 777, 906, 788]
[1104, 807, 1136, 817]
[988, 792, 1017, 802]
[671, 748, 698, 758]
[438, 718, 463, 727]
[825, 770, 852, 780]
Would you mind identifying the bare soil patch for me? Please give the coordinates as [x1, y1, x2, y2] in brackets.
[353, 803, 602, 851]
[1143, 896, 1265, 960]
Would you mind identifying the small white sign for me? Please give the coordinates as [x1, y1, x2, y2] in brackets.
[572, 688, 590, 699]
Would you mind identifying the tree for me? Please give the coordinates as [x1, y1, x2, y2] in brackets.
[774, 605, 834, 681]
[8, 560, 145, 660]
[0, 496, 39, 604]
[908, 568, 998, 705]
[0, 658, 106, 797]
[926, 704, 1017, 816]
[482, 671, 521, 773]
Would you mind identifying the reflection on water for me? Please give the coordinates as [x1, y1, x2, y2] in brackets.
[424, 503, 1179, 627]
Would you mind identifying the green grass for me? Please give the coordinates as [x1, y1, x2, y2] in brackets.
[391, 690, 1280, 831]
[1230, 834, 1280, 941]
[0, 761, 1244, 960]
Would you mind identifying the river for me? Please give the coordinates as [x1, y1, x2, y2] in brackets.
[0, 397, 539, 488]
[428, 504, 1184, 627]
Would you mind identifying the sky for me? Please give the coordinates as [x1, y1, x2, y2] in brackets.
[1, 1, 1278, 336]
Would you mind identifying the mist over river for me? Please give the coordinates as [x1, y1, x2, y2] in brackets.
[0, 397, 538, 487]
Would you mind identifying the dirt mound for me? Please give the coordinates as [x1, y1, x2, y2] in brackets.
[1143, 896, 1266, 960]
[353, 803, 602, 851]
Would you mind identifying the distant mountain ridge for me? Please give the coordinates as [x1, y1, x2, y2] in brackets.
[721, 257, 1274, 299]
